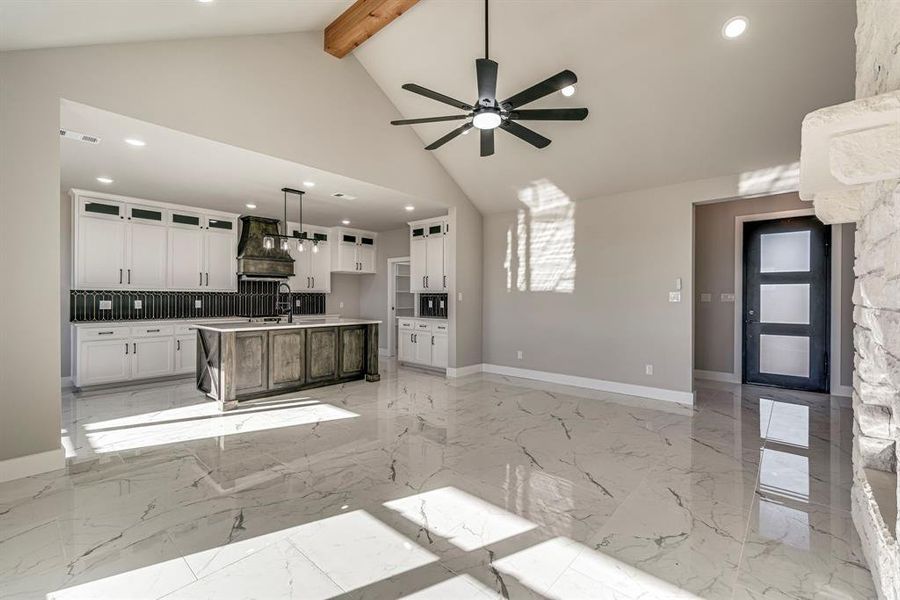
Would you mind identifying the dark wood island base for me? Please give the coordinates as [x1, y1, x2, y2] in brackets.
[195, 320, 380, 411]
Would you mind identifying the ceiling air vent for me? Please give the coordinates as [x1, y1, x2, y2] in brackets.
[331, 192, 357, 200]
[60, 129, 101, 144]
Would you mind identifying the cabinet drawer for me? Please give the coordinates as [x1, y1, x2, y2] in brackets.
[398, 319, 415, 330]
[175, 324, 199, 335]
[131, 324, 174, 337]
[434, 322, 449, 333]
[415, 321, 433, 332]
[78, 326, 131, 340]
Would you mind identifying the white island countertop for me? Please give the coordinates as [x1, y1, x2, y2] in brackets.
[193, 318, 381, 333]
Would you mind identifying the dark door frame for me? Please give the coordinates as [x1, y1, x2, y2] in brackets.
[741, 215, 831, 392]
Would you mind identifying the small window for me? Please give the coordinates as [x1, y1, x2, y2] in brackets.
[412, 228, 425, 237]
[208, 219, 233, 231]
[361, 237, 374, 246]
[313, 232, 328, 242]
[85, 202, 120, 216]
[131, 208, 163, 221]
[343, 234, 357, 243]
[172, 213, 201, 226]
[429, 224, 442, 235]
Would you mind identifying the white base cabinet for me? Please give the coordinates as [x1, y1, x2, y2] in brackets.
[73, 320, 242, 387]
[397, 318, 448, 370]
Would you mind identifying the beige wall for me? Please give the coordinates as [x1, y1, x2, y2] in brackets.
[483, 175, 755, 395]
[0, 31, 482, 467]
[359, 227, 410, 351]
[692, 193, 855, 389]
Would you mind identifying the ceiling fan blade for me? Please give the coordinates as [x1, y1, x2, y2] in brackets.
[402, 83, 472, 111]
[425, 122, 474, 150]
[480, 128, 494, 157]
[391, 115, 468, 126]
[499, 120, 551, 149]
[508, 108, 588, 121]
[476, 58, 499, 104]
[501, 70, 577, 109]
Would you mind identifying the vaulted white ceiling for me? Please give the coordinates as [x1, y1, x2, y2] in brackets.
[354, 0, 856, 212]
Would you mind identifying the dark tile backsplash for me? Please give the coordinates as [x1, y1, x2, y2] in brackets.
[70, 280, 325, 322]
[419, 293, 448, 318]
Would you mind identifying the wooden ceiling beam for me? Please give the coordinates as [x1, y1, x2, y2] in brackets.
[325, 0, 419, 59]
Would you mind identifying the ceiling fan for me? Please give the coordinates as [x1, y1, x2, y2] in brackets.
[390, 0, 588, 157]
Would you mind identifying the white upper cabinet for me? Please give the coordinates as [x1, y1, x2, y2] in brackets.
[409, 217, 448, 293]
[71, 190, 237, 292]
[332, 228, 377, 274]
[286, 223, 331, 293]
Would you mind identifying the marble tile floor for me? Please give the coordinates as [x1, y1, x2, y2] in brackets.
[0, 361, 875, 599]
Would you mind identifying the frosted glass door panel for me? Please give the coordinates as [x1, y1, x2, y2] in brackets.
[760, 231, 810, 273]
[760, 284, 810, 324]
[759, 334, 809, 378]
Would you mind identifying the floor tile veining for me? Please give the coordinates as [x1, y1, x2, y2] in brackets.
[0, 363, 874, 599]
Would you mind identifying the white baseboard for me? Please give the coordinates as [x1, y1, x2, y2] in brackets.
[446, 363, 484, 378]
[61, 376, 73, 389]
[693, 369, 741, 384]
[482, 364, 694, 405]
[832, 384, 853, 398]
[0, 447, 65, 483]
[378, 347, 391, 358]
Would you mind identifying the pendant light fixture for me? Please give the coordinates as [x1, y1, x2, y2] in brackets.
[262, 187, 308, 252]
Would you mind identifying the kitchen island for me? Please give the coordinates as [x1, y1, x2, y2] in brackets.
[194, 319, 380, 410]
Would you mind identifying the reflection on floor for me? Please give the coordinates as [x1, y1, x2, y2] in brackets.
[0, 361, 875, 599]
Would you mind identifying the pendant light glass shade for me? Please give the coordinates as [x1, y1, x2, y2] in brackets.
[312, 242, 319, 254]
[280, 238, 290, 251]
[297, 239, 305, 252]
[263, 236, 275, 250]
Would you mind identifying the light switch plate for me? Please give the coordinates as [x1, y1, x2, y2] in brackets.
[457, 292, 463, 302]
[700, 293, 712, 303]
[99, 300, 112, 310]
[194, 299, 202, 309]
[134, 300, 143, 309]
[675, 277, 682, 291]
[668, 291, 682, 303]
[295, 299, 302, 307]
[721, 293, 735, 302]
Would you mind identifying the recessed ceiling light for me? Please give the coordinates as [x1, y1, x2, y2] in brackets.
[245, 203, 257, 209]
[124, 138, 146, 147]
[560, 85, 575, 97]
[342, 219, 350, 225]
[303, 181, 315, 187]
[722, 16, 749, 39]
[96, 176, 114, 184]
[405, 205, 415, 211]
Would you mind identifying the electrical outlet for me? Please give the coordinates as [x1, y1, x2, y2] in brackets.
[645, 364, 653, 375]
[194, 299, 202, 309]
[700, 293, 712, 303]
[133, 300, 143, 309]
[428, 299, 434, 308]
[439, 299, 445, 309]
[99, 300, 112, 310]
[295, 299, 302, 307]
[668, 291, 681, 303]
[517, 350, 524, 360]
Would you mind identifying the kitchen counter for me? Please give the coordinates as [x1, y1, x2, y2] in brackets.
[194, 318, 380, 333]
[196, 319, 380, 410]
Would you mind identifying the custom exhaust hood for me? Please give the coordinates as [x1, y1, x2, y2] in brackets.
[236, 215, 294, 279]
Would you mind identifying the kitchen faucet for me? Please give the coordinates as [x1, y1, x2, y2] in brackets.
[276, 282, 293, 323]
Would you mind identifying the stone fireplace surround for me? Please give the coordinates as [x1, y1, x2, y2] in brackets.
[800, 1, 900, 597]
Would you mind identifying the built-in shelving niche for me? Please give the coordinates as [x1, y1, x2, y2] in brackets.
[70, 280, 325, 322]
[419, 293, 448, 318]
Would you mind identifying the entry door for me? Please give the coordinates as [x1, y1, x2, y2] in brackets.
[743, 216, 830, 392]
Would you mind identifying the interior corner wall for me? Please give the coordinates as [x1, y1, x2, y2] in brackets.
[0, 31, 482, 470]
[450, 204, 483, 370]
[482, 175, 749, 396]
[693, 192, 856, 388]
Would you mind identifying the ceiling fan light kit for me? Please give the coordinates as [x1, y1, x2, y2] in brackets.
[390, 0, 588, 157]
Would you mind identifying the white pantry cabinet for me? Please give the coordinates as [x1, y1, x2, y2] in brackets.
[286, 223, 332, 292]
[332, 228, 377, 274]
[397, 318, 448, 370]
[409, 217, 448, 292]
[71, 189, 238, 292]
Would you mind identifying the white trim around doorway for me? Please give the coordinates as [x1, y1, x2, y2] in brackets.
[731, 208, 851, 397]
[386, 256, 411, 358]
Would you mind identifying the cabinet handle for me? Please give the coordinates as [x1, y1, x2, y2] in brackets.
[443, 275, 446, 288]
[312, 277, 315, 288]
[127, 269, 131, 284]
[307, 276, 310, 288]
[125, 343, 129, 355]
[205, 272, 209, 286]
[410, 333, 414, 343]
[177, 340, 181, 351]
[432, 336, 434, 346]
[199, 272, 203, 286]
[133, 343, 137, 354]
[119, 269, 123, 284]
[98, 331, 114, 335]
[422, 276, 426, 288]
[146, 329, 160, 333]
